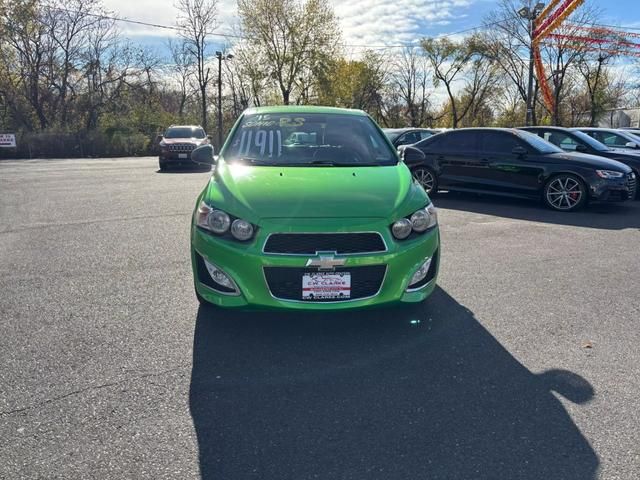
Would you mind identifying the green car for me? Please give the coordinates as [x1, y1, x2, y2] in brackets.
[190, 106, 440, 310]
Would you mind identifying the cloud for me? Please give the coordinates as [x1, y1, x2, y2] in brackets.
[102, 0, 476, 48]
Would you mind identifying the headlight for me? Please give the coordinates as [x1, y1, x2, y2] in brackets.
[195, 201, 254, 239]
[231, 219, 254, 241]
[207, 210, 231, 234]
[596, 170, 624, 179]
[392, 204, 438, 240]
[392, 218, 412, 239]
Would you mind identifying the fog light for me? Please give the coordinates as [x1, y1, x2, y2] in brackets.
[203, 259, 237, 291]
[408, 257, 432, 290]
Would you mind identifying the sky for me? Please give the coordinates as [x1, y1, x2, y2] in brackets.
[101, 0, 640, 59]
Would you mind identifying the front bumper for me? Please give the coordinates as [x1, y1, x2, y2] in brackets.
[590, 173, 635, 202]
[191, 218, 440, 310]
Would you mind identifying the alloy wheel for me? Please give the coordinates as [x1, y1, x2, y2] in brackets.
[546, 176, 584, 211]
[414, 168, 436, 194]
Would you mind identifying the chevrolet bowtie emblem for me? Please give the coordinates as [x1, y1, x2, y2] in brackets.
[306, 253, 346, 270]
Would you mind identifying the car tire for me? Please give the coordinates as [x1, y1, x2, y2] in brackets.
[159, 160, 167, 172]
[543, 174, 587, 212]
[412, 167, 438, 195]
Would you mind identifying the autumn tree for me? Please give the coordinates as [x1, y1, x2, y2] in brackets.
[237, 0, 341, 105]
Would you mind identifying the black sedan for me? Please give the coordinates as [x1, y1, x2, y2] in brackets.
[521, 126, 640, 198]
[383, 128, 440, 147]
[402, 128, 635, 211]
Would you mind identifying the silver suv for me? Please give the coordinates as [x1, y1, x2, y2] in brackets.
[158, 125, 210, 171]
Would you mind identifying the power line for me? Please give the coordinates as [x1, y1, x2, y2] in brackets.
[50, 5, 640, 52]
[48, 5, 506, 50]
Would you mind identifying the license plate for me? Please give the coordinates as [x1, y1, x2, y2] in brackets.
[178, 153, 188, 159]
[302, 272, 351, 300]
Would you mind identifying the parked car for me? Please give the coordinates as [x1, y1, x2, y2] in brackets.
[403, 127, 635, 211]
[189, 106, 440, 309]
[383, 128, 440, 147]
[158, 125, 210, 171]
[619, 127, 640, 137]
[521, 126, 640, 198]
[574, 127, 640, 151]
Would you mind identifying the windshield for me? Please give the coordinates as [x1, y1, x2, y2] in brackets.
[572, 130, 609, 151]
[223, 113, 397, 166]
[517, 130, 563, 154]
[164, 127, 206, 139]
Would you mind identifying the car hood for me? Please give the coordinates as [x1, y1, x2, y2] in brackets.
[206, 161, 419, 220]
[553, 152, 632, 172]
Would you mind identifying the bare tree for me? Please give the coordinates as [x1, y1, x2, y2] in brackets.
[168, 39, 196, 119]
[392, 46, 432, 126]
[176, 0, 218, 131]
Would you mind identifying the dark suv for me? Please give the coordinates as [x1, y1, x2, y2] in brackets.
[158, 125, 210, 171]
[403, 128, 635, 211]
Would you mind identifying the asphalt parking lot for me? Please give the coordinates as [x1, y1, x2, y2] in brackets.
[1, 157, 639, 479]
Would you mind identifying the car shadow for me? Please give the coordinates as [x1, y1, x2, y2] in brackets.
[189, 287, 598, 479]
[433, 191, 640, 230]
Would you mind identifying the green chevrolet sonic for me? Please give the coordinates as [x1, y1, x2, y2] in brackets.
[190, 106, 440, 309]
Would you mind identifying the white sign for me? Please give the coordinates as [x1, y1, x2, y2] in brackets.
[0, 133, 16, 148]
[302, 272, 351, 300]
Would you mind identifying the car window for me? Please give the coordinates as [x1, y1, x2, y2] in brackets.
[480, 131, 522, 154]
[598, 132, 631, 147]
[396, 132, 421, 146]
[517, 131, 562, 153]
[541, 131, 581, 151]
[418, 131, 434, 141]
[436, 131, 478, 152]
[165, 127, 206, 139]
[223, 112, 397, 166]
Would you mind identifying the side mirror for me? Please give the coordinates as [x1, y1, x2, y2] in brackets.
[512, 146, 527, 157]
[625, 141, 638, 149]
[400, 146, 426, 167]
[206, 134, 212, 141]
[575, 144, 588, 153]
[156, 134, 163, 143]
[191, 144, 216, 165]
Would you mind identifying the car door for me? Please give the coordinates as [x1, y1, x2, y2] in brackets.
[429, 130, 482, 190]
[479, 131, 544, 197]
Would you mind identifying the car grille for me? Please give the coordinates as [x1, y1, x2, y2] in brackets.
[263, 233, 386, 255]
[628, 172, 637, 196]
[263, 265, 386, 302]
[167, 143, 196, 152]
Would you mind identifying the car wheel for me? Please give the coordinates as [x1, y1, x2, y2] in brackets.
[413, 167, 438, 195]
[543, 174, 587, 212]
[159, 160, 167, 171]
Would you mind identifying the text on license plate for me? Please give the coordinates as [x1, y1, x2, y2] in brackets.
[302, 272, 351, 300]
[178, 153, 188, 159]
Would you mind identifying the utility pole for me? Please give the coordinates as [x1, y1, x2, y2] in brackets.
[215, 51, 234, 149]
[519, 3, 546, 126]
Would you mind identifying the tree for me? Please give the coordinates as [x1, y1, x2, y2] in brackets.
[176, 0, 218, 131]
[315, 51, 387, 117]
[421, 37, 478, 128]
[168, 39, 197, 120]
[237, 0, 341, 105]
[390, 46, 433, 127]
